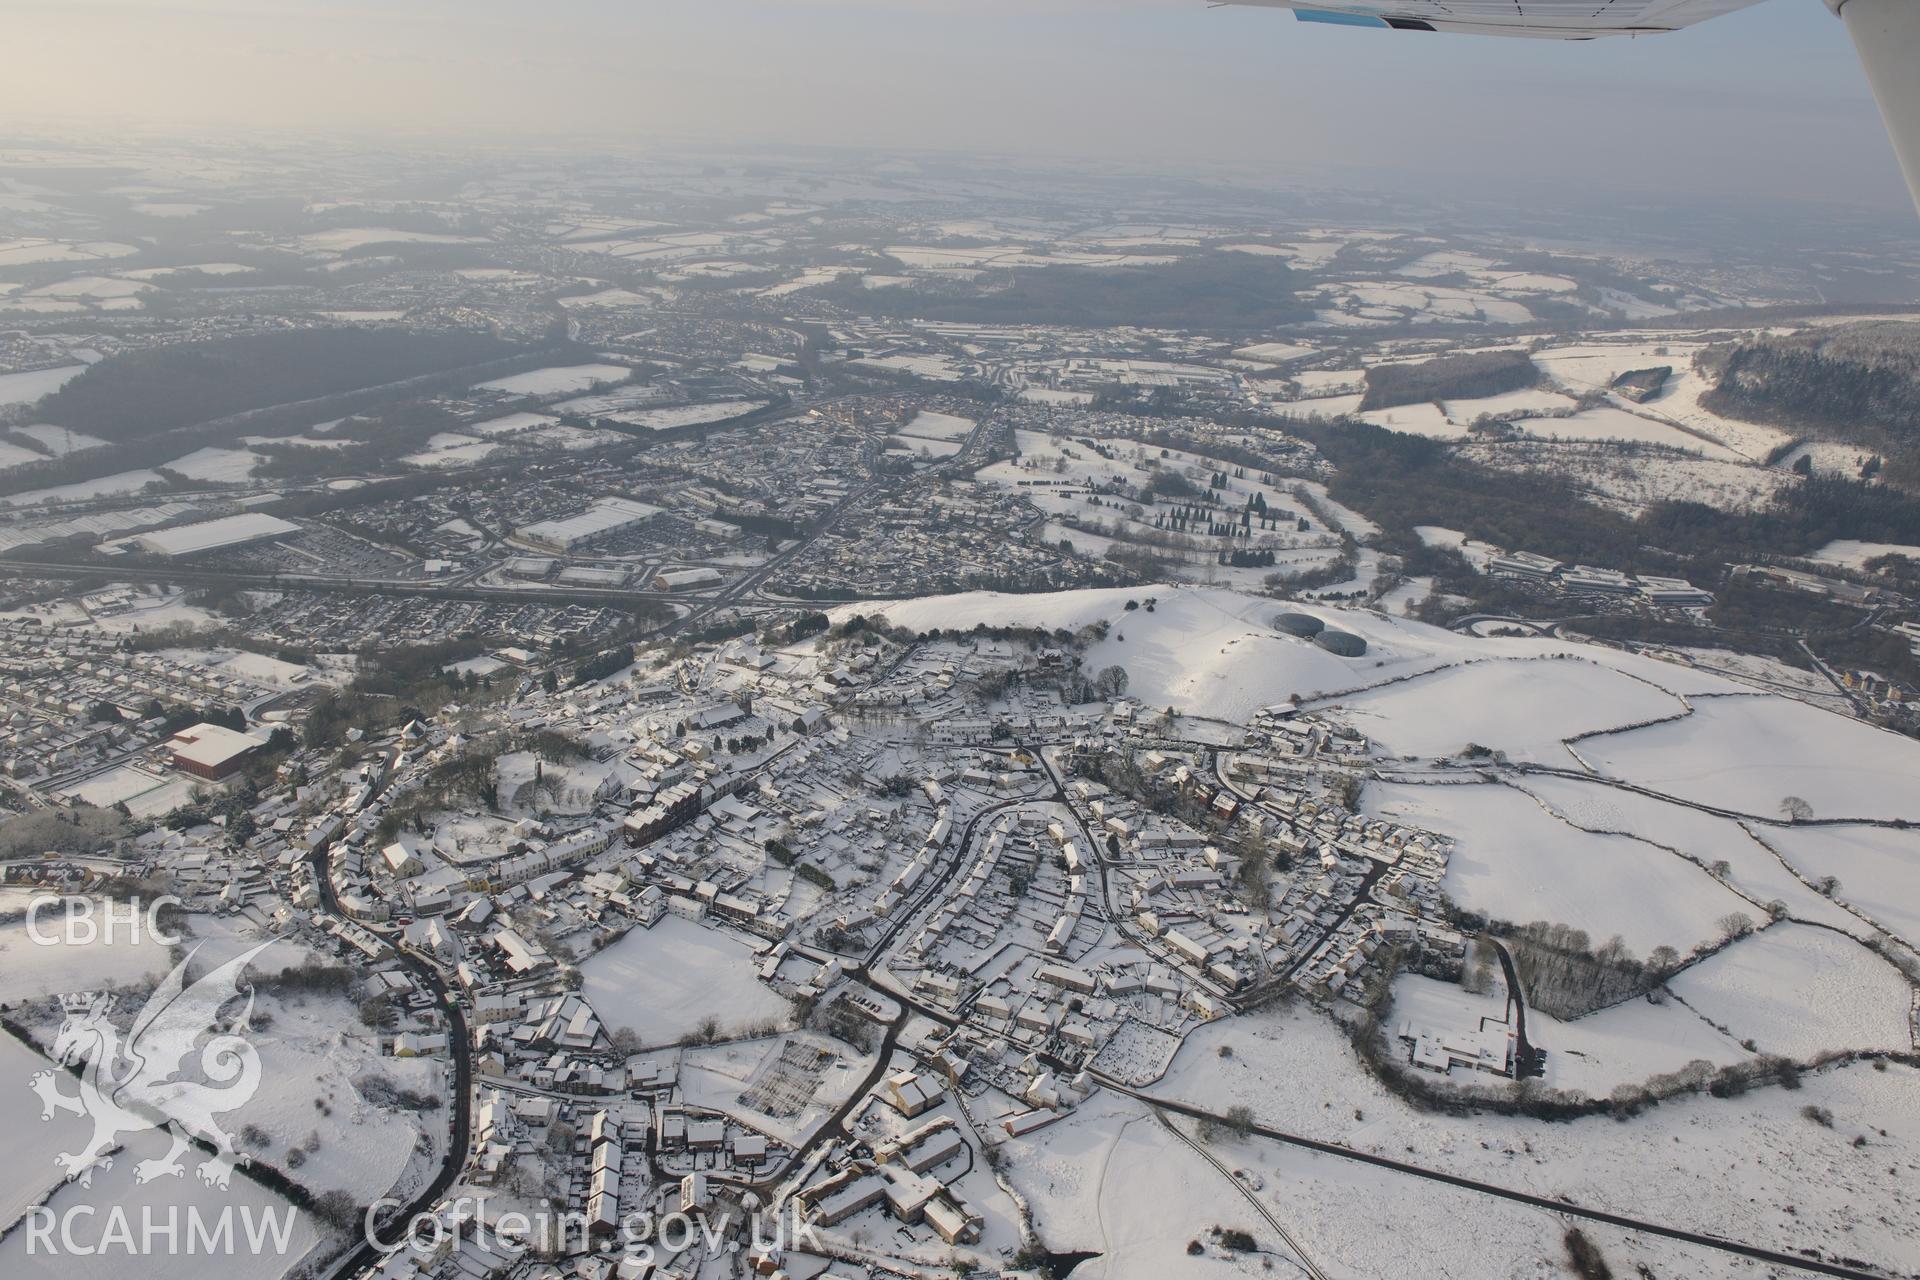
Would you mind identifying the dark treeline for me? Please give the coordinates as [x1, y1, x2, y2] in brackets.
[1358, 349, 1538, 412]
[1702, 320, 1920, 486]
[823, 255, 1314, 331]
[1299, 420, 1920, 582]
[36, 328, 523, 441]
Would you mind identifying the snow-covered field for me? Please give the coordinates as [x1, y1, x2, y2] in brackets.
[472, 363, 628, 396]
[1529, 990, 1752, 1097]
[1328, 658, 1685, 766]
[299, 226, 482, 252]
[1456, 441, 1784, 518]
[1765, 822, 1920, 944]
[838, 585, 1738, 725]
[2, 469, 164, 507]
[0, 365, 87, 406]
[1356, 400, 1459, 439]
[1156, 1003, 1920, 1274]
[234, 989, 440, 1204]
[1666, 923, 1914, 1060]
[0, 238, 138, 267]
[1779, 440, 1878, 478]
[897, 409, 974, 441]
[1807, 538, 1920, 570]
[1513, 774, 1864, 936]
[0, 1117, 321, 1280]
[1001, 1089, 1289, 1279]
[557, 287, 653, 310]
[1518, 406, 1741, 459]
[1365, 781, 1747, 955]
[581, 915, 789, 1045]
[164, 447, 261, 483]
[0, 439, 47, 468]
[0, 916, 178, 1002]
[400, 432, 498, 468]
[464, 411, 559, 438]
[1577, 693, 1920, 823]
[11, 424, 109, 455]
[589, 399, 768, 431]
[1442, 386, 1577, 419]
[1531, 338, 1792, 460]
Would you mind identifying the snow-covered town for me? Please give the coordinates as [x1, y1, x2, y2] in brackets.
[2, 125, 1920, 1280]
[5, 575, 1920, 1280]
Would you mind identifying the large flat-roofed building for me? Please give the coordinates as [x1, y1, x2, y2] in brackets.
[514, 497, 662, 553]
[168, 722, 262, 780]
[135, 513, 301, 559]
[557, 565, 628, 589]
[653, 567, 723, 591]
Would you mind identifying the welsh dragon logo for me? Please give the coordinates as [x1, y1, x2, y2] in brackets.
[30, 942, 272, 1190]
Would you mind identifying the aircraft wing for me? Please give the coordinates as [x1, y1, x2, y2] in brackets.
[1229, 0, 1920, 215]
[1226, 0, 1764, 39]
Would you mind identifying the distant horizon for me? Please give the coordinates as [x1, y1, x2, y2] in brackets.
[5, 125, 1920, 266]
[2, 0, 1914, 215]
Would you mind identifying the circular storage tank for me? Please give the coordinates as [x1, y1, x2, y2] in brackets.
[1274, 612, 1325, 638]
[1314, 628, 1368, 658]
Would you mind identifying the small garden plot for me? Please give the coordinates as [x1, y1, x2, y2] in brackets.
[582, 915, 790, 1047]
[1366, 781, 1747, 957]
[1087, 1016, 1184, 1086]
[1330, 658, 1684, 766]
[429, 813, 523, 865]
[680, 1034, 865, 1146]
[1578, 694, 1920, 823]
[1665, 925, 1914, 1060]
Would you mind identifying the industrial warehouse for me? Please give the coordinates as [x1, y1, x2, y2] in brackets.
[130, 512, 302, 558]
[513, 497, 662, 553]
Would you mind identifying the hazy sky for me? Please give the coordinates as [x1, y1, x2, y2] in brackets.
[4, 0, 1910, 210]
